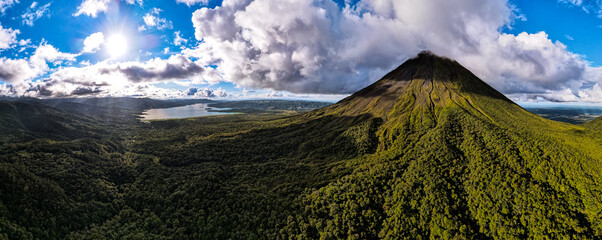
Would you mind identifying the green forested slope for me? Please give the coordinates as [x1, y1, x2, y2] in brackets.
[0, 101, 108, 142]
[288, 52, 602, 239]
[1, 52, 602, 239]
[585, 116, 602, 132]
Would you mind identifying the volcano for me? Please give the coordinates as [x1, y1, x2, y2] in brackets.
[292, 51, 602, 239]
[313, 51, 541, 127]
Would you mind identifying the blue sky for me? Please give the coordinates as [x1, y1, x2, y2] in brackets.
[507, 0, 602, 65]
[0, 0, 601, 102]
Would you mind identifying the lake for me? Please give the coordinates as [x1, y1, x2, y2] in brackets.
[139, 103, 236, 120]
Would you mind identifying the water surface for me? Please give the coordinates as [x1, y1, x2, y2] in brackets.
[140, 103, 235, 120]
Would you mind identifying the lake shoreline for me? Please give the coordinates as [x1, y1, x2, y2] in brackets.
[139, 103, 236, 121]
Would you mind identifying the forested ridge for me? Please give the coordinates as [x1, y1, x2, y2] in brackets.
[1, 52, 602, 239]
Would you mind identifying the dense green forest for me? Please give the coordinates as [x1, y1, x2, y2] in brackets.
[1, 52, 602, 239]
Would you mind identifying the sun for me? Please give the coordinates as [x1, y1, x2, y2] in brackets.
[106, 34, 128, 58]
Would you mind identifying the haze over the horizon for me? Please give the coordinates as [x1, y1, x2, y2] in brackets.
[0, 0, 601, 102]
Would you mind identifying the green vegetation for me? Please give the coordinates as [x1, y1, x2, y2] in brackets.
[207, 100, 332, 113]
[1, 52, 602, 239]
[585, 116, 602, 132]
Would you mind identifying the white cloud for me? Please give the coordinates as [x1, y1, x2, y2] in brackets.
[126, 0, 143, 5]
[163, 47, 169, 54]
[185, 86, 228, 97]
[73, 0, 110, 18]
[0, 24, 19, 50]
[577, 84, 602, 102]
[559, 0, 602, 17]
[545, 89, 581, 102]
[174, 31, 187, 46]
[3, 0, 601, 101]
[82, 32, 104, 53]
[0, 0, 18, 14]
[176, 0, 209, 6]
[184, 0, 602, 102]
[18, 39, 29, 45]
[0, 58, 37, 84]
[29, 81, 230, 99]
[29, 80, 200, 98]
[30, 43, 78, 68]
[460, 31, 587, 94]
[233, 88, 346, 101]
[18, 54, 222, 97]
[560, 0, 583, 5]
[141, 8, 173, 30]
[0, 83, 17, 96]
[17, 38, 30, 52]
[21, 1, 51, 26]
[52, 55, 202, 84]
[0, 42, 78, 85]
[189, 0, 514, 93]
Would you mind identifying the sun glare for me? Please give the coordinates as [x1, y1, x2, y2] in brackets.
[106, 34, 127, 58]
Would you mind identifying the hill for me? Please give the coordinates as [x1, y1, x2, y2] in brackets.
[1, 52, 602, 239]
[0, 101, 106, 142]
[585, 116, 602, 132]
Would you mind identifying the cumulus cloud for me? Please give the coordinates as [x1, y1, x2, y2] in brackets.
[82, 32, 104, 53]
[19, 39, 30, 46]
[21, 1, 51, 26]
[50, 55, 203, 84]
[126, 0, 144, 5]
[185, 86, 227, 97]
[184, 0, 602, 102]
[0, 0, 18, 14]
[3, 0, 600, 101]
[74, 0, 110, 18]
[142, 8, 173, 30]
[0, 42, 78, 85]
[460, 32, 587, 94]
[103, 55, 204, 83]
[30, 43, 78, 67]
[574, 66, 602, 101]
[0, 24, 19, 50]
[0, 83, 17, 96]
[29, 81, 229, 99]
[20, 54, 210, 97]
[176, 0, 209, 6]
[174, 31, 187, 46]
[0, 58, 37, 84]
[73, 0, 139, 17]
[578, 84, 602, 102]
